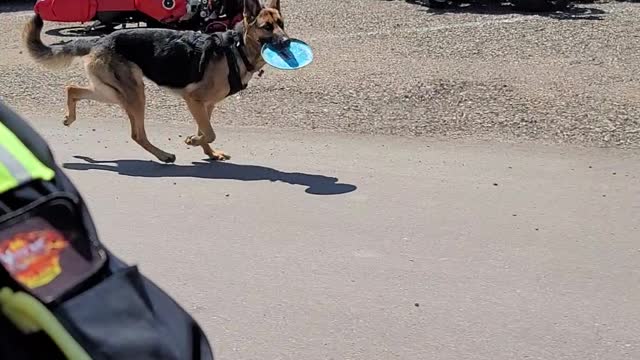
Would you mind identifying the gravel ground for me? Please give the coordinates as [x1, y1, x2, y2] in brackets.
[0, 0, 639, 147]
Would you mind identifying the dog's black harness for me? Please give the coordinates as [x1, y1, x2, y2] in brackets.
[198, 30, 255, 97]
[223, 31, 256, 96]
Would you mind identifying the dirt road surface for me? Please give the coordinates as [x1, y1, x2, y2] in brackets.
[1, 0, 640, 359]
[1, 0, 640, 147]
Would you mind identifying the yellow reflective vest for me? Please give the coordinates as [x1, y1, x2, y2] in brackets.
[0, 121, 55, 193]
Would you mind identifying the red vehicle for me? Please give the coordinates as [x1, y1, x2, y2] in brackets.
[33, 0, 243, 33]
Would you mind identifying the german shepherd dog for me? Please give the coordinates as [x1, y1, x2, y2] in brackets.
[22, 0, 288, 163]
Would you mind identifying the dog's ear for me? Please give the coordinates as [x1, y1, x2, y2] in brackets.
[263, 0, 280, 10]
[243, 0, 262, 21]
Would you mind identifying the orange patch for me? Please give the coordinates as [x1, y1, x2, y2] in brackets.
[0, 229, 69, 289]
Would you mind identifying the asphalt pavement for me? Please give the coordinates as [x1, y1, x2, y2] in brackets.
[21, 117, 640, 360]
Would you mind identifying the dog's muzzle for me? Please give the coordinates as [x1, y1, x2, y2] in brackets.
[273, 36, 290, 49]
[262, 36, 290, 50]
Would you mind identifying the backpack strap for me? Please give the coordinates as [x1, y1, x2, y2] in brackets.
[0, 287, 92, 360]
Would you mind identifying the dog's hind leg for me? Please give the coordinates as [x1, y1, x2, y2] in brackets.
[123, 101, 176, 163]
[184, 98, 230, 161]
[119, 72, 176, 163]
[64, 57, 120, 126]
[64, 85, 90, 126]
[86, 56, 176, 163]
[64, 83, 119, 126]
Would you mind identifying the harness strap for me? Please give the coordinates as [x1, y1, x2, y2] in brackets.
[224, 47, 244, 96]
[231, 31, 255, 73]
[199, 29, 255, 98]
[224, 30, 255, 97]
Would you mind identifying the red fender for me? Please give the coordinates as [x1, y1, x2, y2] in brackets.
[96, 0, 137, 12]
[34, 0, 99, 22]
[135, 0, 187, 23]
[33, 0, 186, 23]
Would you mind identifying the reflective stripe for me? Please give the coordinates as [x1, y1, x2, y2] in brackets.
[0, 162, 17, 193]
[0, 143, 31, 185]
[0, 121, 55, 193]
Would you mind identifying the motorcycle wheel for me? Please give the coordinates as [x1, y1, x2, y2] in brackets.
[426, 0, 449, 8]
[511, 0, 571, 11]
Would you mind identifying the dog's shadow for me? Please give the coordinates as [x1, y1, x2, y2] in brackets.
[63, 156, 357, 195]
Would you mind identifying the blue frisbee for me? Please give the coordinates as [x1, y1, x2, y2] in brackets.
[261, 38, 313, 70]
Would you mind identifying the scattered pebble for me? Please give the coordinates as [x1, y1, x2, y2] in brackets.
[414, 303, 420, 307]
[225, 193, 230, 197]
[493, 183, 498, 186]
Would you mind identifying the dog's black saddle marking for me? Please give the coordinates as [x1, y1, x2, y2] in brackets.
[105, 28, 255, 95]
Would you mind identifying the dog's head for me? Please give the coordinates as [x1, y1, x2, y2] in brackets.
[243, 0, 289, 49]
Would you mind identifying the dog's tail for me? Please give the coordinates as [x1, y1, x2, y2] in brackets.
[22, 14, 97, 69]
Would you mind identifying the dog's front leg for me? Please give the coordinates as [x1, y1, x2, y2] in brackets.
[184, 98, 230, 161]
[184, 98, 215, 145]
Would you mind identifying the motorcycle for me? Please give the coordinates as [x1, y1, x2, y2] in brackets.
[33, 0, 243, 34]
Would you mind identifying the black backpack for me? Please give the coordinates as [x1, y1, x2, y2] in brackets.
[0, 100, 215, 360]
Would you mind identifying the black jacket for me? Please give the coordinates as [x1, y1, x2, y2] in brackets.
[0, 101, 215, 360]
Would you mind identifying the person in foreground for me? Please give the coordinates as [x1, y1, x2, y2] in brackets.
[0, 100, 216, 359]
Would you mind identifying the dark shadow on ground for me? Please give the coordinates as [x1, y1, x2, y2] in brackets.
[45, 26, 110, 38]
[0, 0, 33, 13]
[44, 21, 151, 38]
[63, 156, 358, 196]
[397, 0, 608, 20]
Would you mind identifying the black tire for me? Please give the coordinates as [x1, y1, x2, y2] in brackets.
[426, 0, 449, 8]
[512, 0, 570, 11]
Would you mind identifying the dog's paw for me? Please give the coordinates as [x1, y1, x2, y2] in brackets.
[159, 153, 176, 163]
[208, 150, 231, 161]
[63, 114, 75, 127]
[184, 135, 201, 146]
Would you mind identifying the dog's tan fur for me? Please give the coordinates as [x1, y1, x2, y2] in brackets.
[22, 0, 286, 163]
